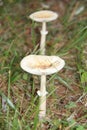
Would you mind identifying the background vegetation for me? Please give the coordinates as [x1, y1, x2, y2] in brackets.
[0, 0, 87, 129]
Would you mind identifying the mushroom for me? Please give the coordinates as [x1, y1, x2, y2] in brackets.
[29, 10, 58, 55]
[20, 55, 65, 120]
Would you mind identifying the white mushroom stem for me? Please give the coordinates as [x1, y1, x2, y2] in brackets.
[40, 22, 47, 119]
[39, 74, 47, 120]
[40, 22, 48, 55]
[40, 22, 47, 120]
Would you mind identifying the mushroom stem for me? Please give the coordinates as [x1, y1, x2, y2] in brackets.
[40, 22, 48, 55]
[39, 74, 46, 120]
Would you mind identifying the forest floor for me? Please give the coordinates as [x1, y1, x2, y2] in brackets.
[0, 0, 87, 130]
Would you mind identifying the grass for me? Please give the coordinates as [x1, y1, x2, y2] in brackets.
[0, 0, 87, 129]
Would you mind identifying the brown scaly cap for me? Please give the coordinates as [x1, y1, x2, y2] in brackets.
[20, 55, 65, 75]
[29, 10, 58, 22]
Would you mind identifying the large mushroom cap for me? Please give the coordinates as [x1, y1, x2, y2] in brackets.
[29, 10, 58, 22]
[20, 55, 65, 75]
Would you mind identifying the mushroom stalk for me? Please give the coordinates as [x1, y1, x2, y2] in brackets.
[40, 22, 48, 55]
[39, 22, 47, 119]
[39, 74, 47, 120]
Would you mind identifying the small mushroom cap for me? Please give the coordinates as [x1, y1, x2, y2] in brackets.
[29, 10, 58, 22]
[20, 55, 65, 75]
